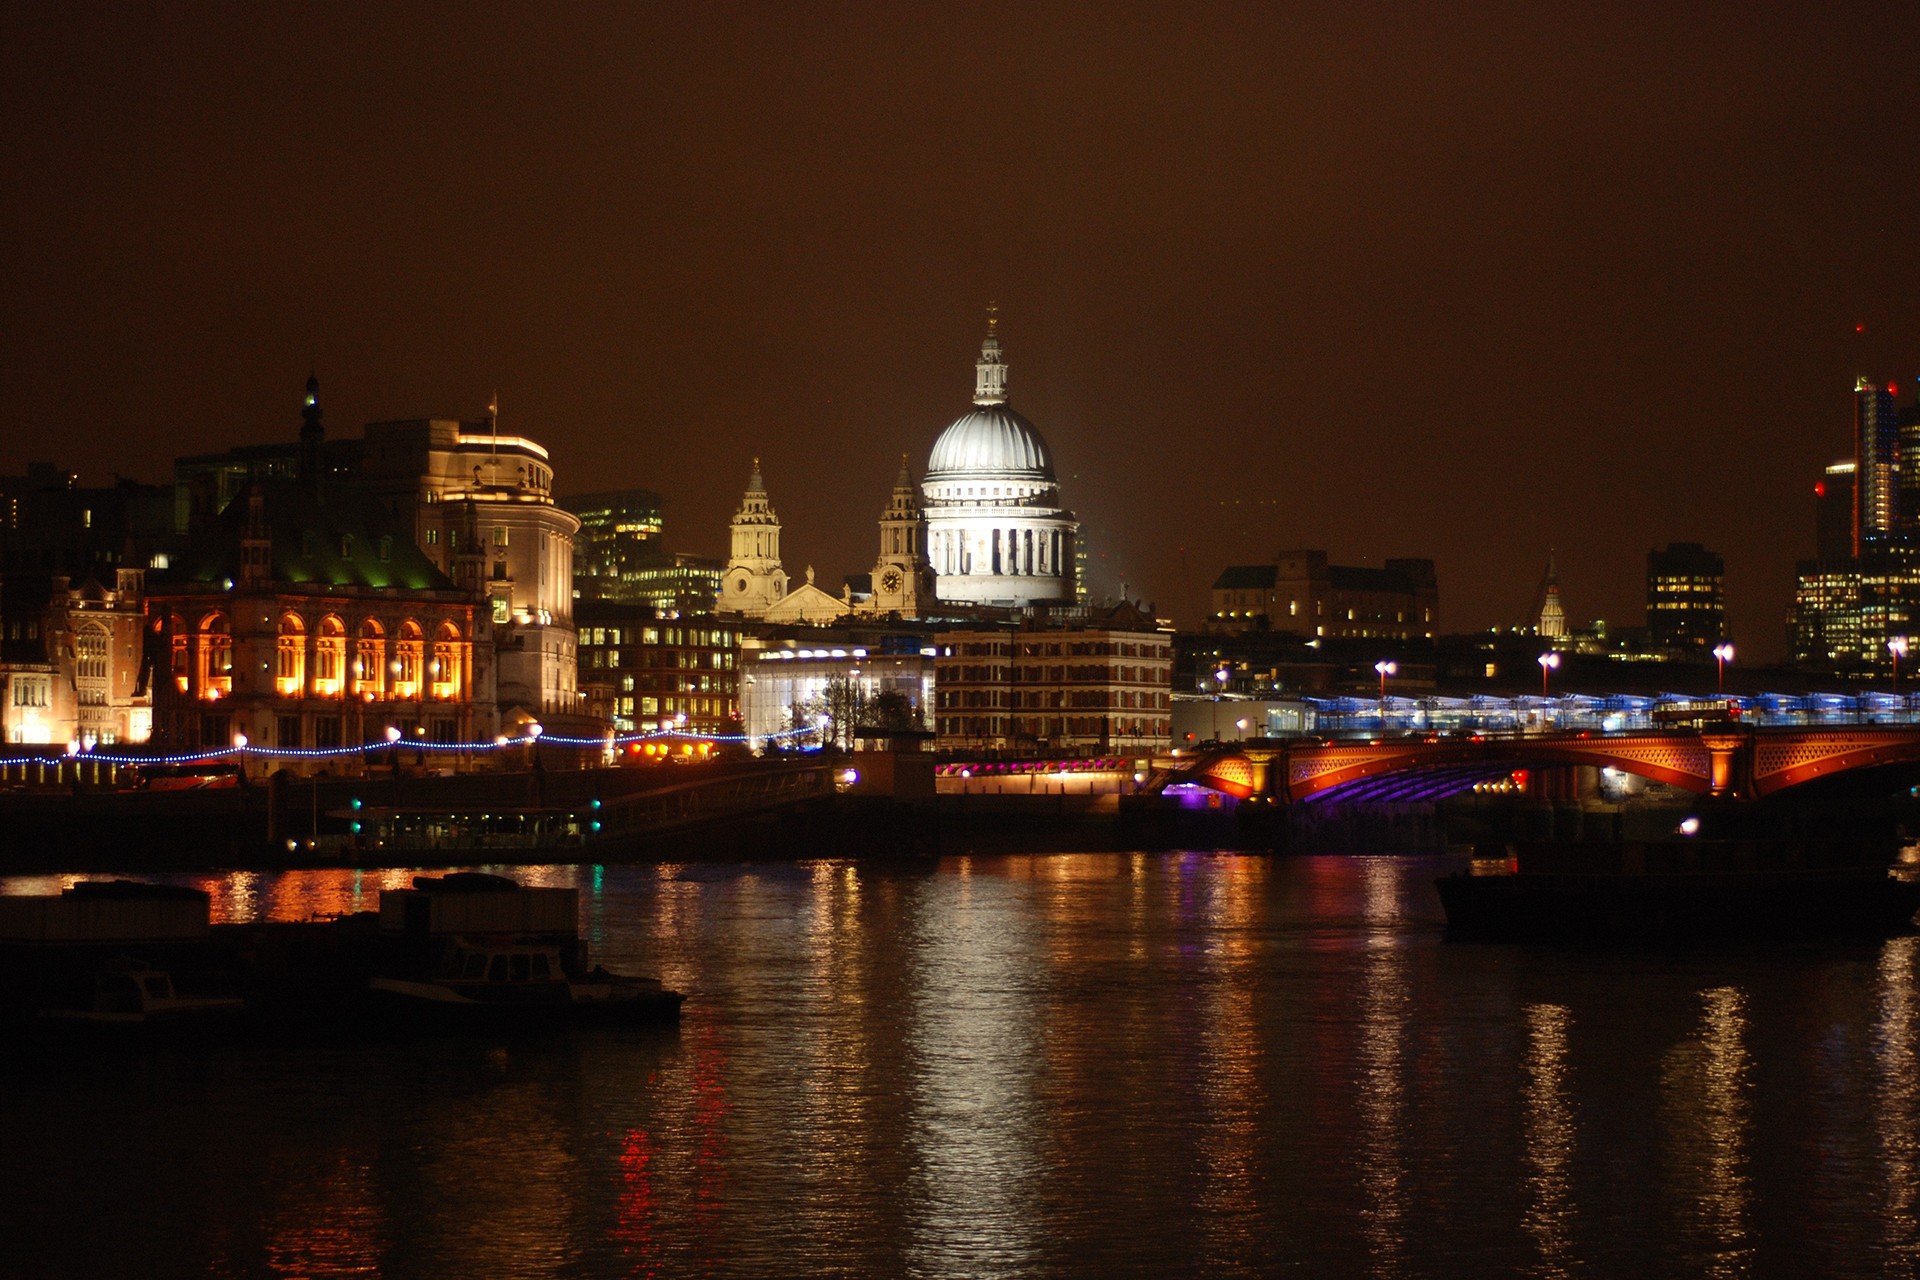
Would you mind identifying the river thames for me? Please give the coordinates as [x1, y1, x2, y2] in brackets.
[3, 853, 1916, 1278]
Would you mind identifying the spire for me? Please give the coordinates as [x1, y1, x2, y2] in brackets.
[1538, 551, 1568, 641]
[298, 373, 324, 484]
[882, 452, 920, 520]
[734, 457, 777, 524]
[973, 304, 1008, 406]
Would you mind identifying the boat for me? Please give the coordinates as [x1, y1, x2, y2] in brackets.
[40, 959, 248, 1030]
[361, 873, 684, 1027]
[1437, 832, 1920, 940]
[1, 880, 250, 1032]
[368, 939, 684, 1025]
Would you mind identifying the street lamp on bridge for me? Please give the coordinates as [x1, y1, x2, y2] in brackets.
[1891, 635, 1908, 687]
[1537, 652, 1560, 728]
[1712, 642, 1735, 693]
[1374, 660, 1396, 727]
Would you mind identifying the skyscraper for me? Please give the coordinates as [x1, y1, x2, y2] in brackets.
[1855, 378, 1899, 552]
[1816, 462, 1856, 562]
[1646, 542, 1725, 655]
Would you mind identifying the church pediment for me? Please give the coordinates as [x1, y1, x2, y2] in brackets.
[764, 582, 851, 625]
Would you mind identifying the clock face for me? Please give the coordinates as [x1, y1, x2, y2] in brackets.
[880, 568, 902, 593]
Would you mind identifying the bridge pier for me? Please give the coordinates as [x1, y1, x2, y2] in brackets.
[1701, 731, 1754, 799]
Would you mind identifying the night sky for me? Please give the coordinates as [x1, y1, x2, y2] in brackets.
[6, 4, 1920, 660]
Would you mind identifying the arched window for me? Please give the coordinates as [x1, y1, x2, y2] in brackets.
[394, 621, 424, 699]
[431, 622, 463, 700]
[313, 616, 346, 697]
[166, 615, 189, 693]
[275, 613, 306, 696]
[197, 613, 232, 700]
[354, 619, 386, 699]
[76, 625, 109, 708]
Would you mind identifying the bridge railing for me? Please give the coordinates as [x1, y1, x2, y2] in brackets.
[1187, 692, 1920, 742]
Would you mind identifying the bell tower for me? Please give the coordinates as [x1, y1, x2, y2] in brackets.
[717, 458, 788, 618]
[862, 454, 934, 617]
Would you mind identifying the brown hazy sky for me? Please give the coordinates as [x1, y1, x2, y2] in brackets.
[5, 2, 1920, 660]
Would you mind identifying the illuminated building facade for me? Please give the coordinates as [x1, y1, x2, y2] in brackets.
[564, 489, 663, 603]
[739, 643, 934, 751]
[148, 385, 494, 759]
[715, 460, 850, 624]
[1645, 542, 1726, 655]
[358, 411, 579, 717]
[1536, 554, 1568, 645]
[716, 459, 789, 619]
[624, 552, 724, 615]
[1856, 378, 1900, 551]
[0, 463, 173, 747]
[934, 602, 1172, 753]
[855, 456, 936, 619]
[574, 602, 738, 735]
[920, 319, 1077, 608]
[46, 570, 153, 747]
[1210, 552, 1438, 642]
[1788, 550, 1920, 673]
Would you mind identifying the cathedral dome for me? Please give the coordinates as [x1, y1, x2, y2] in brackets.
[924, 319, 1058, 485]
[926, 405, 1055, 482]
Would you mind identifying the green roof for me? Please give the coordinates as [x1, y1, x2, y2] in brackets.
[180, 479, 456, 593]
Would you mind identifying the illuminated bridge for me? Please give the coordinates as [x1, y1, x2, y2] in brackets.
[1153, 727, 1920, 805]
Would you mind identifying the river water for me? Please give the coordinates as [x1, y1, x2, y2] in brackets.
[3, 853, 1917, 1279]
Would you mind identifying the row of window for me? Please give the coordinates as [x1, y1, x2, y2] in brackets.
[584, 648, 733, 670]
[937, 716, 1170, 738]
[940, 664, 1170, 685]
[940, 690, 1169, 710]
[582, 626, 734, 647]
[166, 611, 469, 703]
[943, 638, 1168, 659]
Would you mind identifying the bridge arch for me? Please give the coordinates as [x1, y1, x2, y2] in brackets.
[1280, 736, 1714, 802]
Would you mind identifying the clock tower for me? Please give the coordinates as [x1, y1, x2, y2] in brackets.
[716, 458, 789, 618]
[860, 454, 934, 618]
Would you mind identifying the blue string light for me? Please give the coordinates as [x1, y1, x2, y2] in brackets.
[0, 720, 827, 767]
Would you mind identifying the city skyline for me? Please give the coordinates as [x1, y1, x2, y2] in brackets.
[6, 6, 1920, 660]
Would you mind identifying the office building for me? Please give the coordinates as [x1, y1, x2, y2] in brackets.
[1646, 543, 1726, 655]
[1856, 378, 1900, 551]
[934, 602, 1172, 754]
[565, 489, 664, 604]
[358, 410, 580, 717]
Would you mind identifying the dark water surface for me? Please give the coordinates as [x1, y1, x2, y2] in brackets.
[4, 854, 1917, 1278]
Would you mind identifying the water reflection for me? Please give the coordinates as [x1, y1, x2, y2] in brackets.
[1355, 859, 1409, 1277]
[1878, 936, 1920, 1266]
[1521, 1003, 1576, 1279]
[1193, 857, 1267, 1273]
[8, 858, 1920, 1278]
[1662, 985, 1754, 1278]
[411, 1074, 581, 1277]
[260, 1153, 387, 1278]
[904, 864, 1044, 1277]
